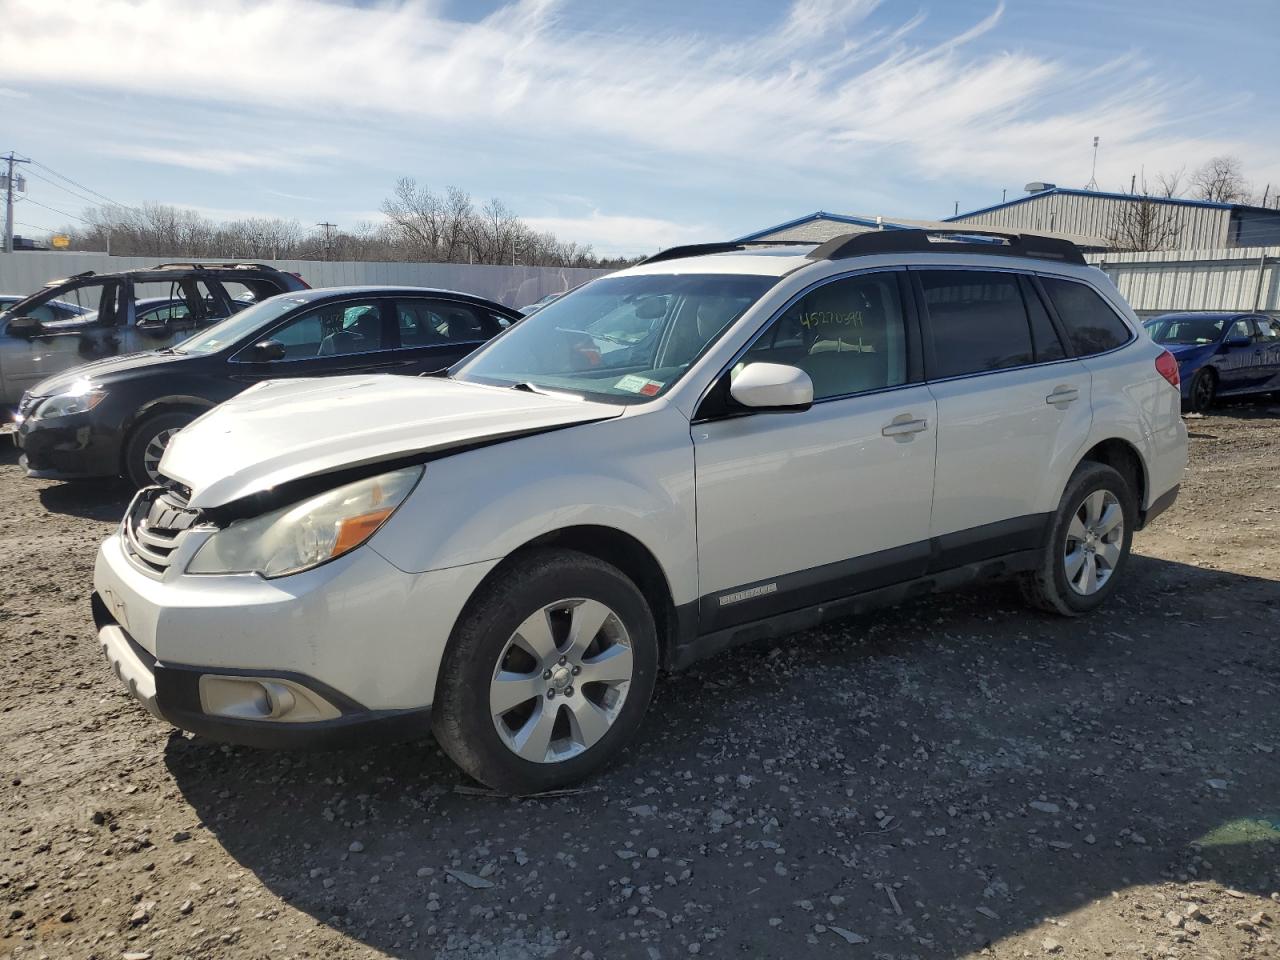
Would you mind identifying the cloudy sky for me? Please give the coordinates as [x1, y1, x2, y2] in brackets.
[1, 0, 1277, 256]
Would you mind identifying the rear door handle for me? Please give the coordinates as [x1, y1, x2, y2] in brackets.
[1046, 386, 1080, 405]
[882, 416, 928, 437]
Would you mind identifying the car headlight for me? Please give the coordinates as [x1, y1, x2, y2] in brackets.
[33, 380, 106, 420]
[187, 465, 423, 578]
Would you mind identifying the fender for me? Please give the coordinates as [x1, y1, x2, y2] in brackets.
[369, 406, 700, 607]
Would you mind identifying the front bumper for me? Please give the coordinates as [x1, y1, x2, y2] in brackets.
[16, 411, 119, 479]
[92, 528, 499, 748]
[94, 594, 431, 748]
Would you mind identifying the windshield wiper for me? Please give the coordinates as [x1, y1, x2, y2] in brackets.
[510, 382, 544, 394]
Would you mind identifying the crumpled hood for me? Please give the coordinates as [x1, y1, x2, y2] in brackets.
[161, 375, 622, 509]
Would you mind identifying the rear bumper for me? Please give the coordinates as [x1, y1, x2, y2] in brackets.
[92, 592, 431, 749]
[1139, 483, 1179, 529]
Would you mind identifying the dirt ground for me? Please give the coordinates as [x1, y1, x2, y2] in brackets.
[1, 403, 1278, 960]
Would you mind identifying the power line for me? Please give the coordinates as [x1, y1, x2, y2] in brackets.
[22, 167, 111, 210]
[20, 196, 93, 225]
[28, 158, 127, 209]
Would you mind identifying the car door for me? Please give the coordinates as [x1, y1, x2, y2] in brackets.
[1214, 317, 1258, 393]
[1252, 316, 1280, 389]
[691, 270, 937, 633]
[226, 296, 413, 386]
[391, 297, 507, 374]
[0, 280, 129, 402]
[918, 269, 1093, 560]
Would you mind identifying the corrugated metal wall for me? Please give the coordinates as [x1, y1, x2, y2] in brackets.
[953, 193, 1232, 250]
[1086, 246, 1280, 316]
[0, 253, 610, 308]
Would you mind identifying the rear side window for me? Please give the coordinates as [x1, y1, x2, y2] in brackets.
[396, 300, 489, 345]
[1041, 277, 1133, 356]
[919, 271, 1034, 379]
[1022, 280, 1066, 362]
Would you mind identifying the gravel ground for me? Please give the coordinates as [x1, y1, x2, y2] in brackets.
[1, 404, 1278, 960]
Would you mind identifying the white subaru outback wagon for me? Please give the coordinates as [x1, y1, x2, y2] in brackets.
[92, 230, 1187, 793]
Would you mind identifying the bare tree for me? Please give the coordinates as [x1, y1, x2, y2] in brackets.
[1104, 177, 1181, 252]
[1191, 156, 1251, 203]
[1156, 167, 1185, 199]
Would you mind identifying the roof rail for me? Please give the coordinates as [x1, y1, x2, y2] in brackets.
[152, 262, 279, 271]
[808, 228, 1086, 265]
[638, 240, 819, 266]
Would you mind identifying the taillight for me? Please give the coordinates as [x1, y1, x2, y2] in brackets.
[1155, 350, 1180, 388]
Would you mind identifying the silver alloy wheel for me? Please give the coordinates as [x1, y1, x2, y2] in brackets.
[1064, 489, 1124, 596]
[142, 428, 180, 483]
[490, 598, 634, 764]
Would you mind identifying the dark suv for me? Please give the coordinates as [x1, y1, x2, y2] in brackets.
[14, 285, 521, 487]
[0, 262, 309, 408]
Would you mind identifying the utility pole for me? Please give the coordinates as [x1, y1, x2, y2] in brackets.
[3, 152, 32, 254]
[1085, 136, 1100, 191]
[316, 221, 336, 260]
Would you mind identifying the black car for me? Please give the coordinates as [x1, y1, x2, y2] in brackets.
[15, 286, 521, 487]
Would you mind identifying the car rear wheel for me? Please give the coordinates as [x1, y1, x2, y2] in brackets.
[432, 548, 658, 794]
[123, 411, 194, 488]
[1020, 461, 1136, 617]
[1186, 368, 1216, 413]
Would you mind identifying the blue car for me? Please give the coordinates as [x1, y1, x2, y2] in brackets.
[1143, 312, 1280, 412]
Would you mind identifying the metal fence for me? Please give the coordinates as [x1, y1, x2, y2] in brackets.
[0, 252, 611, 308]
[1087, 246, 1280, 317]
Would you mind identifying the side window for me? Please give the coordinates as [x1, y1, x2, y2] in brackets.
[919, 271, 1034, 378]
[741, 272, 907, 400]
[1255, 318, 1279, 342]
[1040, 277, 1133, 356]
[265, 301, 387, 359]
[1227, 319, 1253, 341]
[396, 300, 488, 345]
[1022, 280, 1066, 362]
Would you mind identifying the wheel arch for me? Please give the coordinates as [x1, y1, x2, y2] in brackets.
[462, 525, 681, 672]
[118, 397, 215, 474]
[1075, 437, 1147, 514]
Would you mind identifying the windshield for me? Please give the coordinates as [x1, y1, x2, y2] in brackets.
[174, 294, 309, 354]
[453, 273, 776, 402]
[1145, 316, 1226, 345]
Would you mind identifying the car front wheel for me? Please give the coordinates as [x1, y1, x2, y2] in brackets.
[432, 548, 658, 794]
[1186, 368, 1216, 413]
[123, 411, 195, 488]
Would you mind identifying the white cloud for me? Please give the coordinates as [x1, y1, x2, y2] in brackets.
[523, 211, 718, 256]
[0, 0, 1274, 212]
[0, 87, 29, 99]
[98, 141, 336, 174]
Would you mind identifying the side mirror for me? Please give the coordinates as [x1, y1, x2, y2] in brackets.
[7, 316, 44, 338]
[1223, 335, 1252, 350]
[729, 362, 813, 411]
[248, 339, 286, 362]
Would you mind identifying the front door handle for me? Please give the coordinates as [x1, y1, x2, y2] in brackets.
[1046, 386, 1080, 405]
[882, 416, 928, 437]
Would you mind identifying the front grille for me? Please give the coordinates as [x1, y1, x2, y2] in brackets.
[122, 485, 203, 575]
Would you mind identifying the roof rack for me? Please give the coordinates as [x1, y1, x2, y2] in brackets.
[152, 262, 280, 271]
[808, 228, 1086, 265]
[638, 240, 819, 266]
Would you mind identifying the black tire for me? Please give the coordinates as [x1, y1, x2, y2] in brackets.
[432, 548, 658, 794]
[1185, 368, 1216, 413]
[123, 411, 194, 488]
[1020, 461, 1137, 617]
